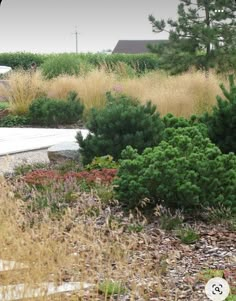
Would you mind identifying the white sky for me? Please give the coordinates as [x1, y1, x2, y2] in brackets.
[0, 0, 179, 53]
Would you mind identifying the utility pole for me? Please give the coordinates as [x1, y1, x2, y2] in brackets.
[74, 27, 79, 53]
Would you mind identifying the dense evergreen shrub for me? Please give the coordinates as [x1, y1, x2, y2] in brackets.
[114, 126, 236, 213]
[0, 52, 47, 69]
[41, 54, 81, 79]
[0, 52, 160, 74]
[28, 91, 84, 126]
[201, 75, 236, 154]
[162, 113, 208, 136]
[76, 92, 164, 164]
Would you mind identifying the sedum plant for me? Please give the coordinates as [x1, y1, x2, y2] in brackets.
[85, 155, 119, 171]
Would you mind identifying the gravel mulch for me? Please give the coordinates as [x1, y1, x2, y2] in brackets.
[0, 149, 49, 175]
[57, 205, 236, 301]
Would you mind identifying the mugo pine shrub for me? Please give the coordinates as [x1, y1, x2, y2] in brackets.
[162, 113, 208, 135]
[201, 75, 236, 153]
[114, 126, 236, 213]
[28, 91, 84, 127]
[76, 92, 164, 165]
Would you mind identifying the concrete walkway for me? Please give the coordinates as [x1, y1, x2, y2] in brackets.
[0, 128, 89, 156]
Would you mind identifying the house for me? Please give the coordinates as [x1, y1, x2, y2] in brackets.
[112, 40, 168, 54]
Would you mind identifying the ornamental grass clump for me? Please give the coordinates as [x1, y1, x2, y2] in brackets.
[0, 178, 165, 300]
[0, 69, 47, 115]
[114, 126, 236, 213]
[76, 92, 164, 165]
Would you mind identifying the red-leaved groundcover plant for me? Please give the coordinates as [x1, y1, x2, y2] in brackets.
[23, 168, 118, 186]
[23, 170, 62, 186]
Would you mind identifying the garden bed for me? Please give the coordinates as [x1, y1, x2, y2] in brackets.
[0, 62, 235, 301]
[1, 174, 236, 300]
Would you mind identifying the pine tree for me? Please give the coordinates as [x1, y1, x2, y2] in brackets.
[149, 0, 236, 74]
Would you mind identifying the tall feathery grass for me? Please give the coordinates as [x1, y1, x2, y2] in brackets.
[0, 67, 226, 118]
[46, 68, 225, 118]
[0, 70, 47, 115]
[120, 70, 225, 117]
[47, 67, 116, 116]
[0, 178, 165, 300]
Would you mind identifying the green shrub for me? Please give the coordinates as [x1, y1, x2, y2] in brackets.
[41, 54, 81, 79]
[162, 113, 207, 133]
[76, 92, 164, 164]
[201, 75, 236, 153]
[162, 113, 209, 143]
[0, 114, 30, 127]
[85, 155, 119, 171]
[0, 52, 46, 69]
[114, 126, 236, 212]
[0, 52, 160, 75]
[28, 91, 84, 126]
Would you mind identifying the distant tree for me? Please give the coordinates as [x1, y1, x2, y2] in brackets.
[149, 0, 236, 74]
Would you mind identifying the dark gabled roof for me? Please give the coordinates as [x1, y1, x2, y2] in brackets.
[112, 40, 168, 54]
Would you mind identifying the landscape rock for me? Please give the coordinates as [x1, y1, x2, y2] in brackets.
[47, 141, 80, 163]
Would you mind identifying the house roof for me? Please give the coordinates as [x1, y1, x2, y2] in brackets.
[112, 40, 168, 54]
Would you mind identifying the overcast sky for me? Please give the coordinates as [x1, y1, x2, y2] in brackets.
[0, 0, 179, 53]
